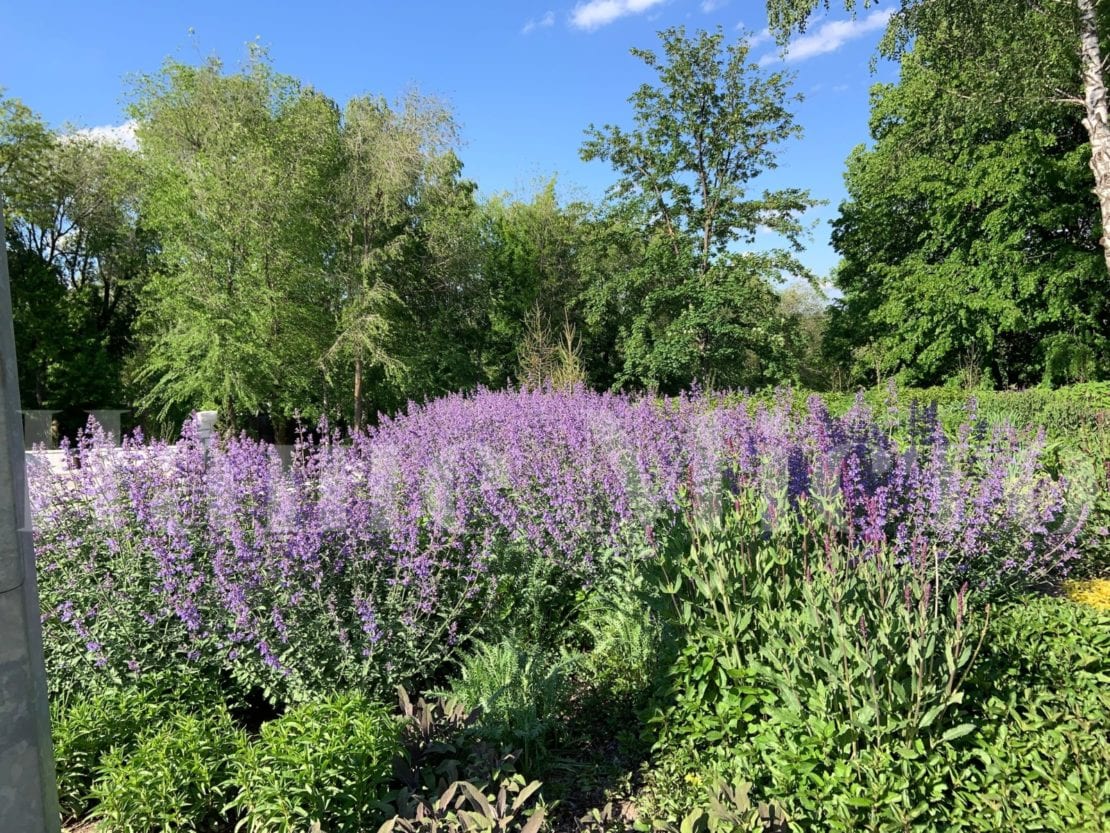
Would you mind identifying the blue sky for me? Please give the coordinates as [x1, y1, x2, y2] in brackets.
[0, 0, 898, 279]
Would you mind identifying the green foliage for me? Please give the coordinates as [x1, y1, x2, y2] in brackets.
[816, 2, 1110, 387]
[127, 48, 341, 430]
[575, 569, 661, 702]
[580, 26, 819, 392]
[936, 598, 1110, 831]
[444, 638, 571, 773]
[479, 180, 590, 387]
[635, 491, 1109, 830]
[765, 1, 1087, 107]
[2, 94, 149, 432]
[328, 92, 482, 426]
[228, 694, 402, 833]
[972, 596, 1109, 702]
[51, 674, 216, 820]
[777, 282, 834, 391]
[90, 706, 240, 833]
[641, 493, 989, 828]
[515, 304, 587, 392]
[485, 543, 589, 650]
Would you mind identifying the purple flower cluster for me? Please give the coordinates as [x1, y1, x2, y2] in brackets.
[29, 387, 1085, 702]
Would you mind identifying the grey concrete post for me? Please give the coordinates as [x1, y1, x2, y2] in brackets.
[0, 204, 61, 829]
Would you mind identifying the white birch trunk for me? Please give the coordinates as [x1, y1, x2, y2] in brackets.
[1076, 0, 1110, 276]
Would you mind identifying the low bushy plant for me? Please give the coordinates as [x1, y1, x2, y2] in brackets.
[53, 687, 164, 821]
[575, 567, 661, 701]
[52, 671, 220, 820]
[442, 638, 571, 773]
[90, 706, 240, 833]
[980, 594, 1110, 686]
[642, 492, 990, 829]
[379, 773, 546, 833]
[937, 597, 1110, 831]
[551, 566, 660, 789]
[386, 688, 548, 832]
[392, 687, 483, 795]
[228, 693, 402, 833]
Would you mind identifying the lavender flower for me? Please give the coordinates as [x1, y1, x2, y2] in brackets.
[30, 390, 1086, 702]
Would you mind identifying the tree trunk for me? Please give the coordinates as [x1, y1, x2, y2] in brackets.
[1077, 0, 1110, 277]
[353, 352, 364, 431]
[223, 396, 236, 433]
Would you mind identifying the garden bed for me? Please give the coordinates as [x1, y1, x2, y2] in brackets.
[34, 388, 1109, 832]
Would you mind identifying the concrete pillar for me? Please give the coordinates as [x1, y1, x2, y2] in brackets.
[0, 204, 61, 830]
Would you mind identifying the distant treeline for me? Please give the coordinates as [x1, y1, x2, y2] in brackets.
[3, 18, 1108, 440]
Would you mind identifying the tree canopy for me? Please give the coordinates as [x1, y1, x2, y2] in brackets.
[580, 26, 819, 391]
[4, 14, 1110, 437]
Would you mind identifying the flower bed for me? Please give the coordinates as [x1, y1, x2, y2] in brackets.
[32, 388, 1086, 704]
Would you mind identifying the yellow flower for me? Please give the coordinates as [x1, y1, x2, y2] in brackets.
[684, 773, 702, 786]
[1065, 578, 1110, 611]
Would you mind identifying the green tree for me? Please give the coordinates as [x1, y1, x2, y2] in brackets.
[128, 50, 341, 431]
[328, 92, 459, 428]
[824, 26, 1109, 386]
[778, 281, 835, 390]
[580, 26, 819, 391]
[0, 93, 53, 214]
[766, 0, 1110, 281]
[478, 179, 589, 386]
[2, 94, 149, 432]
[383, 150, 486, 411]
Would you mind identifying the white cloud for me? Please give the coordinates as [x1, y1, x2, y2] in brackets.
[570, 0, 667, 31]
[70, 120, 139, 150]
[522, 10, 556, 34]
[700, 0, 727, 12]
[758, 8, 892, 65]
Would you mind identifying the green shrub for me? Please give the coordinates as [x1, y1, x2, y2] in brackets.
[53, 687, 164, 821]
[576, 568, 661, 701]
[485, 544, 592, 649]
[90, 706, 240, 832]
[552, 567, 660, 781]
[228, 694, 401, 833]
[640, 495, 1110, 831]
[52, 672, 220, 820]
[978, 595, 1110, 687]
[443, 638, 572, 773]
[385, 688, 552, 833]
[939, 689, 1110, 831]
[938, 597, 1110, 831]
[641, 492, 990, 829]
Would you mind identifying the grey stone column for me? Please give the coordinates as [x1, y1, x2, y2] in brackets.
[0, 204, 61, 829]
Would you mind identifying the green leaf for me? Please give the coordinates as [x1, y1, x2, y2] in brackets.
[940, 723, 977, 743]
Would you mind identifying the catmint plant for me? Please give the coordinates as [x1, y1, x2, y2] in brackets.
[30, 387, 1084, 704]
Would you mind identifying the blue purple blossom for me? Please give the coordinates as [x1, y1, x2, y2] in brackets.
[29, 388, 1086, 701]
